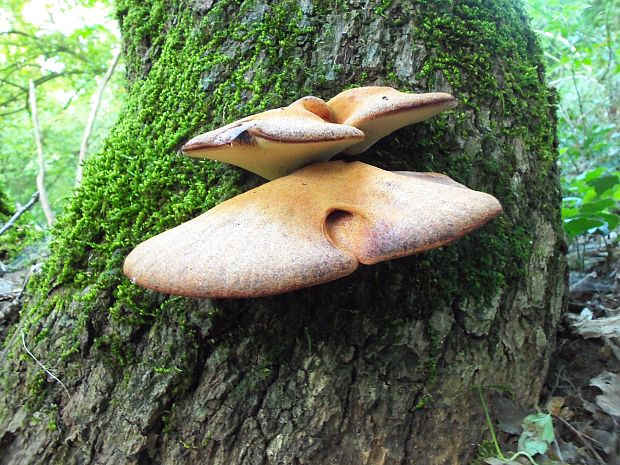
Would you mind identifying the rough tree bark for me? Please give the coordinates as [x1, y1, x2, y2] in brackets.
[0, 0, 566, 464]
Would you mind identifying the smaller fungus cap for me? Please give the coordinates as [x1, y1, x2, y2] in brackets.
[124, 161, 503, 298]
[181, 96, 365, 180]
[327, 87, 458, 154]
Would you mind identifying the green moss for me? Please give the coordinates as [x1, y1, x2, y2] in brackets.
[371, 0, 560, 314]
[374, 0, 393, 16]
[9, 0, 559, 412]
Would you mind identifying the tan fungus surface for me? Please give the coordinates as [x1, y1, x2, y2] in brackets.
[181, 96, 364, 180]
[123, 161, 502, 298]
[327, 87, 458, 154]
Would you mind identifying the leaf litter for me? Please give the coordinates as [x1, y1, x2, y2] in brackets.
[479, 237, 619, 465]
[541, 237, 619, 464]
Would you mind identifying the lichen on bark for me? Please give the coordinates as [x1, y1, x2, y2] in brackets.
[0, 0, 565, 464]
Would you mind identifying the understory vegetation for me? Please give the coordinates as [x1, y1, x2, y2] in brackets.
[528, 0, 619, 257]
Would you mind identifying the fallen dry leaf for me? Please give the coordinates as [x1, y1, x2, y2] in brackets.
[573, 316, 620, 339]
[590, 371, 620, 418]
[547, 396, 565, 417]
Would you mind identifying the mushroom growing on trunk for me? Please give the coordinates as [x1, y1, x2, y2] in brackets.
[181, 96, 365, 180]
[327, 87, 458, 154]
[181, 87, 457, 179]
[124, 161, 502, 298]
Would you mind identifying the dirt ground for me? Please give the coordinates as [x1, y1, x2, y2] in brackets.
[483, 238, 619, 465]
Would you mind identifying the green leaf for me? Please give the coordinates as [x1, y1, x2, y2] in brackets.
[589, 175, 619, 196]
[518, 413, 555, 456]
[599, 212, 620, 230]
[584, 167, 606, 183]
[564, 217, 605, 238]
[580, 198, 617, 213]
[561, 207, 579, 219]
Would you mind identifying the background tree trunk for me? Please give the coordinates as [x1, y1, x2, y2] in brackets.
[0, 0, 566, 464]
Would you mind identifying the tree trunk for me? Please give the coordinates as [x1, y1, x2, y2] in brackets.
[0, 1, 566, 464]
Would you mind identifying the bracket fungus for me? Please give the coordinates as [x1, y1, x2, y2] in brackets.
[181, 96, 365, 180]
[124, 161, 502, 298]
[125, 87, 502, 299]
[181, 87, 457, 179]
[327, 87, 458, 155]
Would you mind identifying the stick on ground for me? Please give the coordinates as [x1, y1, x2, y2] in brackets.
[0, 191, 39, 236]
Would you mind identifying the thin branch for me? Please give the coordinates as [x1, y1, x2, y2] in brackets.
[553, 415, 607, 465]
[0, 105, 28, 118]
[1, 71, 85, 117]
[0, 30, 37, 38]
[21, 330, 70, 397]
[599, 3, 614, 80]
[0, 192, 39, 236]
[32, 72, 63, 87]
[76, 49, 121, 186]
[0, 78, 27, 91]
[28, 79, 55, 227]
[16, 262, 40, 301]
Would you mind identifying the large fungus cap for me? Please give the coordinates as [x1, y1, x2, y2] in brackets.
[181, 96, 365, 180]
[124, 161, 502, 298]
[327, 87, 458, 154]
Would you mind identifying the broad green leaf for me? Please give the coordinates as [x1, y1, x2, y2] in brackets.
[561, 207, 579, 218]
[599, 213, 620, 230]
[518, 412, 555, 456]
[580, 188, 599, 204]
[589, 175, 619, 196]
[564, 217, 605, 238]
[580, 198, 617, 213]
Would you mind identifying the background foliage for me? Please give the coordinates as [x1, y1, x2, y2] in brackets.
[0, 0, 125, 262]
[527, 0, 619, 248]
[0, 0, 124, 227]
[0, 0, 618, 261]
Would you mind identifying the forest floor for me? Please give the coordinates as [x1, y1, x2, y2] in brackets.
[540, 238, 620, 465]
[485, 237, 620, 465]
[0, 238, 618, 465]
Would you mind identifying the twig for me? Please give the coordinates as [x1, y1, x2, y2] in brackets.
[21, 330, 70, 397]
[28, 79, 54, 227]
[75, 49, 121, 186]
[0, 191, 39, 236]
[599, 3, 614, 81]
[570, 68, 588, 162]
[16, 262, 41, 301]
[553, 415, 607, 465]
[553, 436, 563, 461]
